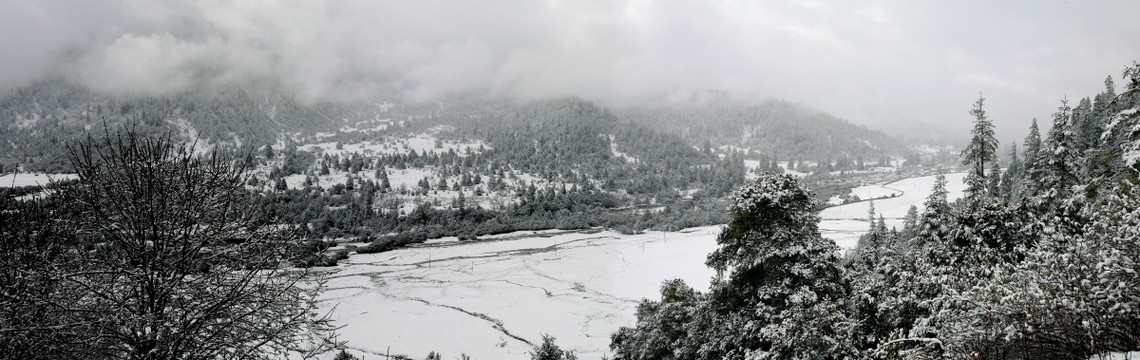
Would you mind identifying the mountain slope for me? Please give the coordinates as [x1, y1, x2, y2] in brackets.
[617, 99, 912, 160]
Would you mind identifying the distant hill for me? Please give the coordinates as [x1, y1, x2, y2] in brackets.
[1, 79, 906, 174]
[616, 99, 912, 161]
[0, 79, 397, 172]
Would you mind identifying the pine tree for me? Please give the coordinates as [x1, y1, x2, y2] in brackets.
[1022, 119, 1044, 196]
[867, 200, 878, 232]
[1088, 76, 1122, 180]
[455, 191, 467, 212]
[986, 159, 1002, 197]
[378, 168, 391, 191]
[1074, 97, 1098, 157]
[901, 204, 920, 240]
[1118, 63, 1140, 176]
[701, 173, 851, 359]
[914, 174, 950, 249]
[961, 95, 999, 199]
[1040, 98, 1080, 200]
[531, 334, 577, 360]
[333, 349, 359, 360]
[1001, 143, 1023, 200]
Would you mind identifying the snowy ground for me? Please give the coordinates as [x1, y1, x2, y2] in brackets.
[0, 173, 78, 188]
[319, 227, 721, 359]
[819, 172, 967, 250]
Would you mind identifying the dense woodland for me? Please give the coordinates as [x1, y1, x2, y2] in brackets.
[610, 62, 1140, 359]
[2, 83, 922, 268]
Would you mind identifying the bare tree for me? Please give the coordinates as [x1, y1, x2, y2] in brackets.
[0, 198, 96, 360]
[2, 129, 335, 359]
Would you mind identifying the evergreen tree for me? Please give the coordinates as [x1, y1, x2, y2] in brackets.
[961, 95, 999, 199]
[376, 167, 391, 191]
[613, 174, 853, 360]
[1001, 143, 1023, 200]
[913, 174, 950, 249]
[1088, 76, 1122, 180]
[901, 204, 920, 241]
[455, 191, 467, 212]
[1040, 98, 1080, 200]
[986, 158, 1002, 197]
[531, 335, 577, 360]
[1022, 119, 1044, 196]
[333, 349, 359, 360]
[1074, 97, 1098, 157]
[1118, 63, 1140, 176]
[702, 173, 851, 359]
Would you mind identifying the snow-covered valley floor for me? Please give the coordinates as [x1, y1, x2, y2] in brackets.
[319, 173, 968, 359]
[319, 227, 721, 359]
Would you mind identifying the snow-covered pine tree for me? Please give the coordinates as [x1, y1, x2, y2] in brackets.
[1022, 119, 1044, 196]
[702, 173, 852, 360]
[1001, 143, 1023, 200]
[1117, 63, 1140, 177]
[1040, 98, 1081, 202]
[900, 204, 920, 241]
[961, 95, 999, 199]
[1074, 97, 1098, 158]
[912, 174, 950, 249]
[614, 174, 855, 360]
[986, 159, 1002, 198]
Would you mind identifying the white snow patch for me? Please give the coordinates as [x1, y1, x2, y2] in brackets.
[607, 135, 639, 164]
[0, 173, 79, 188]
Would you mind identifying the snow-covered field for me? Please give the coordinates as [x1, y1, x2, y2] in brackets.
[319, 227, 721, 359]
[819, 172, 967, 250]
[0, 173, 78, 188]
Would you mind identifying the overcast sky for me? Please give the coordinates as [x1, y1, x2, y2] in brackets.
[2, 0, 1138, 142]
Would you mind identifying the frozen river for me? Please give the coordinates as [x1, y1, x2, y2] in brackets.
[819, 172, 967, 250]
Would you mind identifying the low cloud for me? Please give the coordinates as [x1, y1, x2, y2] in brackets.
[1, 0, 1138, 140]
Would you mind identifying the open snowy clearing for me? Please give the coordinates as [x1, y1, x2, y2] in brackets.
[819, 172, 967, 250]
[319, 227, 721, 359]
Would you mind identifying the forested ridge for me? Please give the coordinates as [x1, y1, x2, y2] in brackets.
[618, 98, 912, 160]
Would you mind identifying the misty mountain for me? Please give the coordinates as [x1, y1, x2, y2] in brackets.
[0, 79, 399, 172]
[3, 79, 903, 176]
[617, 99, 912, 161]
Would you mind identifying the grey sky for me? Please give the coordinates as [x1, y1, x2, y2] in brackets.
[1, 0, 1137, 142]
